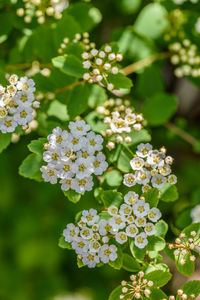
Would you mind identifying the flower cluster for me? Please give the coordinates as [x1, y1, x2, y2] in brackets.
[164, 9, 186, 42]
[169, 39, 200, 78]
[168, 231, 200, 265]
[123, 143, 177, 192]
[62, 192, 162, 268]
[191, 205, 200, 223]
[120, 272, 154, 299]
[58, 32, 95, 54]
[0, 75, 38, 134]
[96, 98, 144, 150]
[63, 208, 118, 268]
[164, 290, 195, 300]
[82, 44, 123, 90]
[40, 120, 108, 193]
[16, 0, 68, 24]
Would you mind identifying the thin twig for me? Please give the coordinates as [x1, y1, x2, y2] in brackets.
[164, 122, 197, 147]
[122, 52, 171, 76]
[6, 63, 53, 71]
[54, 80, 85, 94]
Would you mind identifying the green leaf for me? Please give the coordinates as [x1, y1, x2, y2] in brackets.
[149, 288, 168, 300]
[122, 129, 151, 147]
[107, 73, 133, 90]
[130, 239, 146, 260]
[179, 280, 200, 299]
[136, 65, 164, 97]
[19, 154, 43, 182]
[28, 138, 46, 157]
[145, 270, 172, 287]
[143, 188, 159, 208]
[103, 170, 123, 187]
[77, 257, 85, 268]
[143, 92, 178, 126]
[116, 148, 132, 173]
[88, 85, 107, 108]
[175, 252, 195, 277]
[155, 220, 168, 238]
[52, 55, 84, 78]
[48, 100, 68, 121]
[122, 253, 141, 272]
[101, 190, 123, 208]
[108, 285, 122, 300]
[0, 132, 11, 154]
[58, 236, 72, 250]
[134, 3, 169, 40]
[109, 247, 123, 270]
[63, 190, 81, 203]
[118, 0, 141, 14]
[67, 84, 90, 119]
[161, 185, 179, 202]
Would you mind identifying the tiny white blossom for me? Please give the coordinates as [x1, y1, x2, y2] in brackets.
[144, 223, 156, 236]
[63, 223, 79, 242]
[126, 224, 138, 237]
[115, 231, 128, 244]
[40, 165, 58, 184]
[81, 209, 99, 226]
[148, 208, 162, 222]
[135, 232, 148, 249]
[99, 244, 118, 263]
[124, 191, 139, 206]
[133, 200, 150, 217]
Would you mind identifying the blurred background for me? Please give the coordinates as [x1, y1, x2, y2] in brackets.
[1, 0, 200, 299]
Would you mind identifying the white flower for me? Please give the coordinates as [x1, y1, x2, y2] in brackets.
[52, 0, 68, 13]
[158, 164, 171, 176]
[14, 91, 34, 107]
[72, 157, 93, 179]
[109, 215, 126, 231]
[108, 206, 118, 216]
[130, 157, 144, 170]
[135, 232, 148, 249]
[72, 237, 89, 255]
[119, 204, 132, 216]
[43, 149, 62, 165]
[136, 143, 152, 158]
[17, 76, 35, 93]
[68, 134, 86, 152]
[123, 173, 136, 187]
[83, 60, 91, 69]
[191, 205, 200, 223]
[133, 200, 150, 217]
[13, 106, 33, 125]
[144, 223, 156, 236]
[148, 208, 162, 222]
[99, 244, 118, 263]
[92, 153, 108, 175]
[135, 217, 146, 227]
[63, 223, 79, 242]
[98, 219, 114, 236]
[115, 231, 128, 244]
[57, 160, 74, 179]
[81, 209, 99, 226]
[68, 120, 90, 138]
[126, 224, 138, 237]
[40, 165, 58, 184]
[135, 169, 151, 185]
[0, 116, 17, 133]
[89, 240, 101, 253]
[147, 150, 165, 168]
[151, 174, 166, 189]
[71, 176, 94, 193]
[168, 174, 177, 185]
[80, 227, 93, 240]
[47, 127, 69, 147]
[85, 131, 103, 154]
[124, 191, 139, 206]
[82, 252, 100, 268]
[60, 178, 73, 191]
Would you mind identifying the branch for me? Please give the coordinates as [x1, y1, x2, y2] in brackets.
[54, 80, 85, 94]
[6, 63, 53, 71]
[122, 52, 171, 76]
[164, 122, 197, 147]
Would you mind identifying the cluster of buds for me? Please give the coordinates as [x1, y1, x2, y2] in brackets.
[25, 61, 51, 78]
[58, 32, 95, 54]
[16, 0, 68, 24]
[163, 290, 195, 300]
[169, 39, 200, 78]
[164, 9, 186, 42]
[120, 272, 154, 299]
[96, 98, 144, 150]
[82, 44, 123, 90]
[168, 231, 200, 265]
